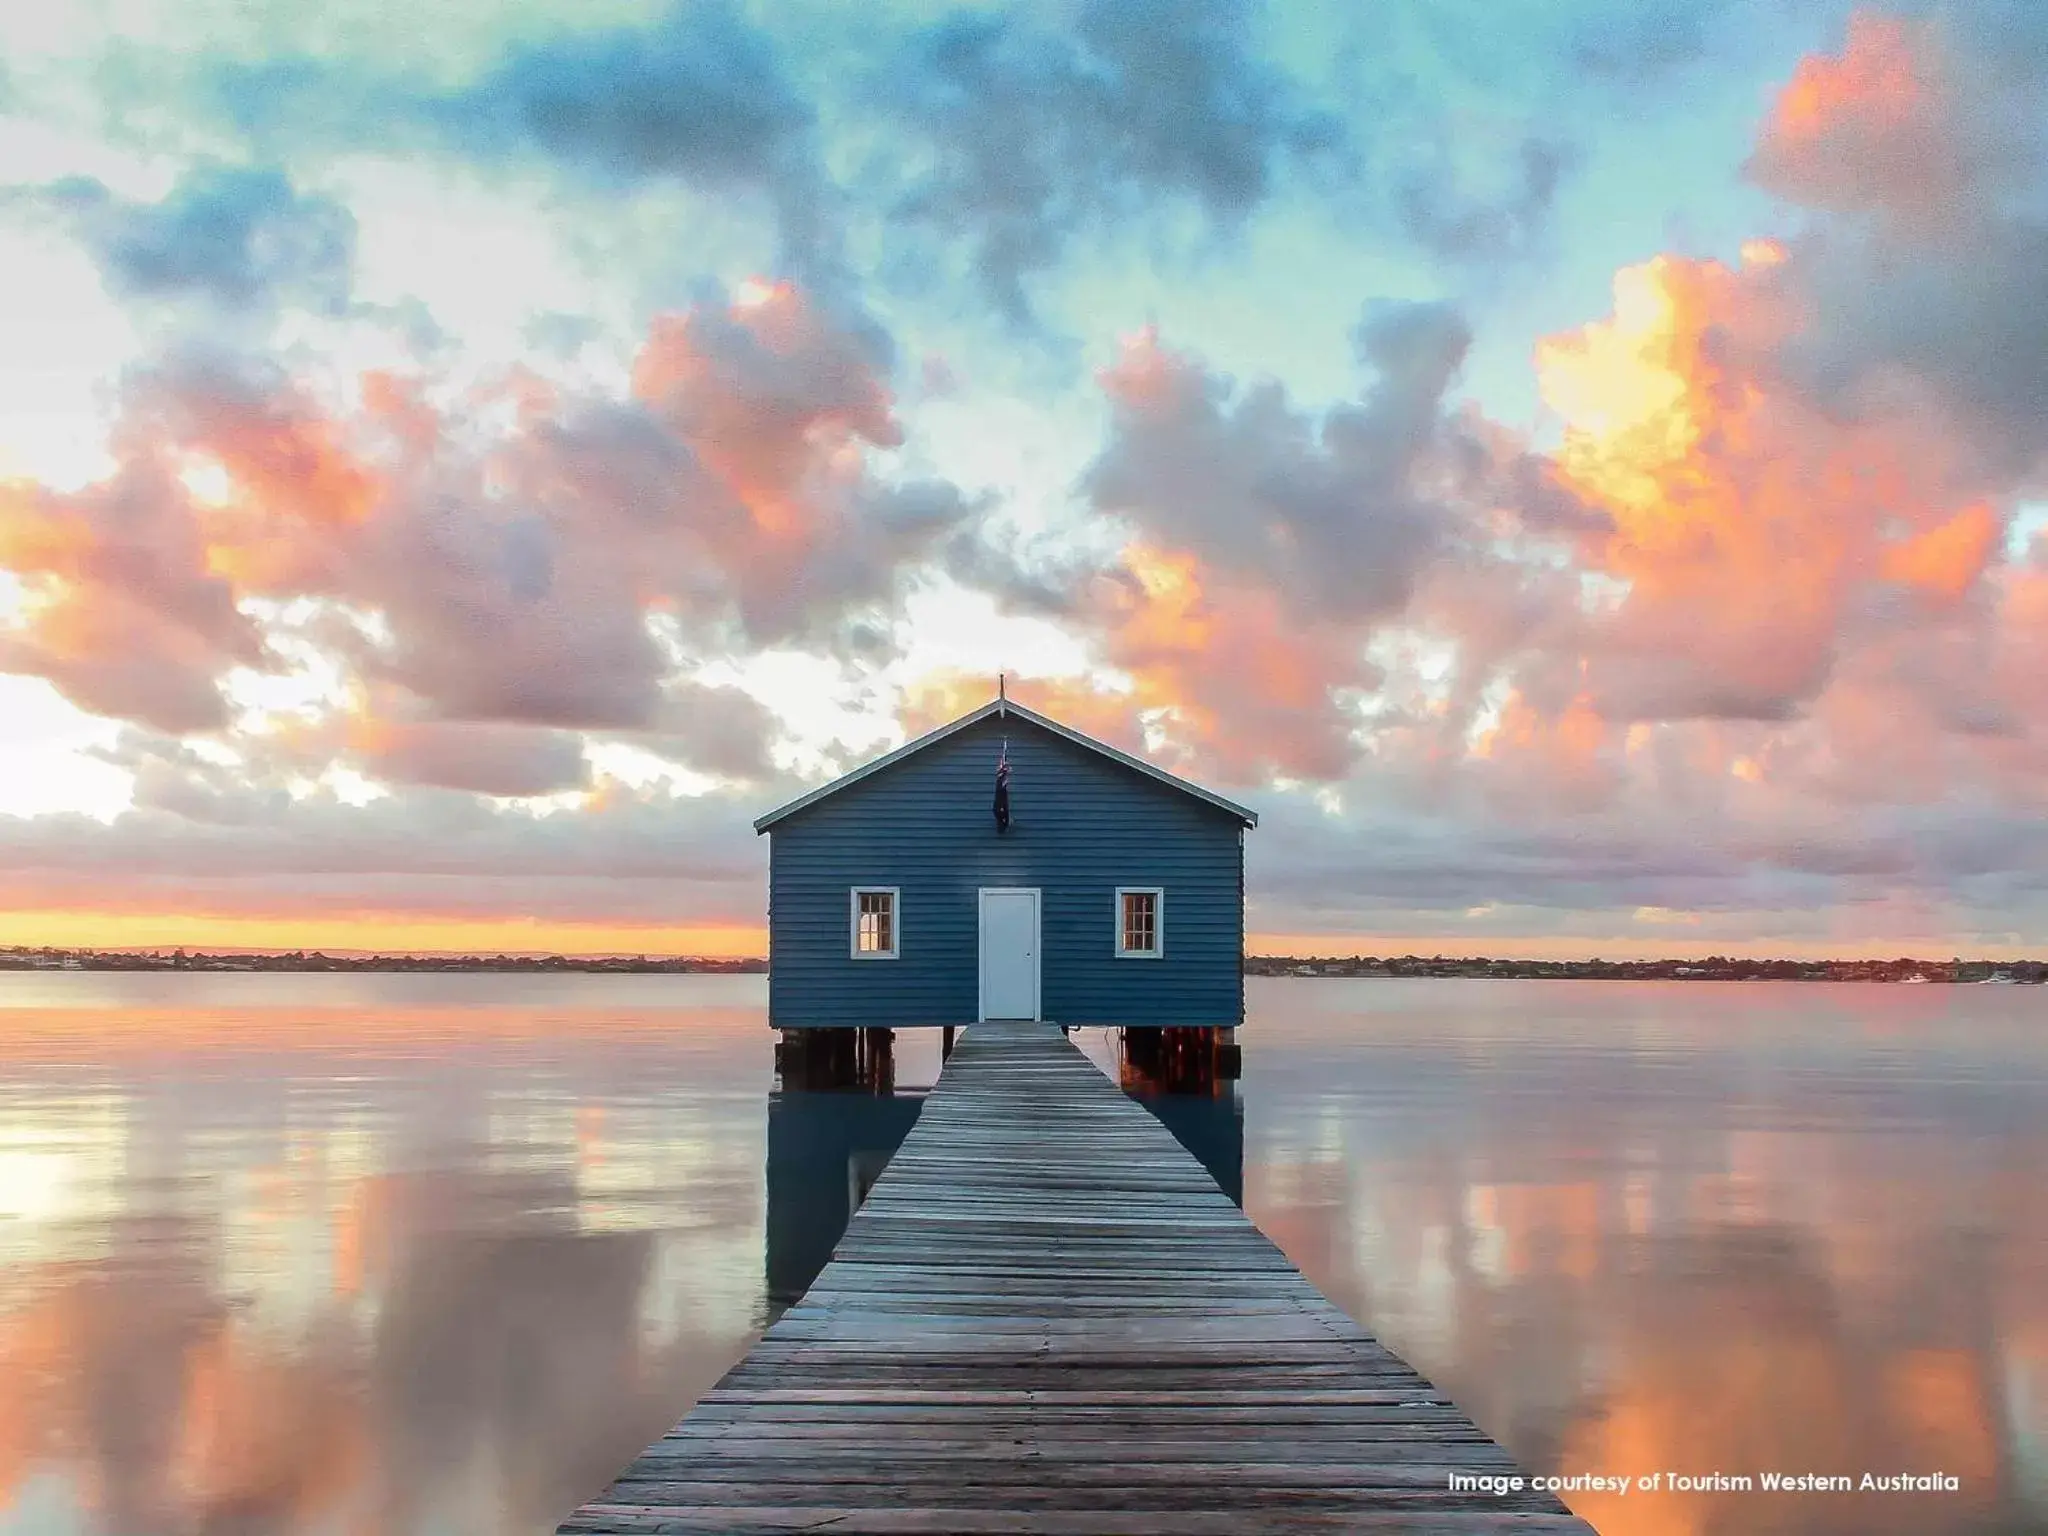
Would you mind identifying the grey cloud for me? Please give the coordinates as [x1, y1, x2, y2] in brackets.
[1780, 219, 2048, 477]
[348, 502, 675, 732]
[1395, 136, 1577, 262]
[30, 163, 355, 315]
[1744, 10, 2048, 476]
[1243, 782, 1982, 930]
[210, 1, 839, 286]
[627, 679, 781, 781]
[938, 524, 1116, 621]
[432, 3, 810, 186]
[0, 774, 768, 915]
[355, 722, 593, 799]
[0, 627, 239, 736]
[1083, 299, 1474, 627]
[871, 0, 1345, 325]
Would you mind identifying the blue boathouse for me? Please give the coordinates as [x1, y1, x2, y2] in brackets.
[753, 695, 1257, 1030]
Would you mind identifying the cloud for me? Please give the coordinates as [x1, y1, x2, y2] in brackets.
[866, 0, 1786, 313]
[624, 677, 782, 781]
[0, 449, 270, 733]
[28, 162, 356, 315]
[969, 9, 2048, 944]
[0, 279, 977, 785]
[346, 718, 591, 798]
[1394, 136, 1577, 262]
[1087, 303, 1469, 626]
[1525, 244, 2010, 727]
[866, 0, 1345, 323]
[1743, 9, 2048, 474]
[1560, 0, 1763, 76]
[211, 1, 839, 284]
[431, 3, 810, 186]
[1051, 303, 1494, 782]
[624, 280, 980, 647]
[183, 0, 1616, 335]
[0, 764, 770, 928]
[1306, 0, 1809, 278]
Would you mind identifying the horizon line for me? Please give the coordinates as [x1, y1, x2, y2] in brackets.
[5, 944, 2041, 966]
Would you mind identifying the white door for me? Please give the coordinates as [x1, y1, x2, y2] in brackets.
[978, 888, 1040, 1021]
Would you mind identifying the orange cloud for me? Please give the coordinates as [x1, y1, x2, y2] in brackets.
[184, 388, 379, 530]
[0, 464, 267, 731]
[1470, 689, 1619, 812]
[1775, 14, 1931, 141]
[1533, 246, 2002, 725]
[1752, 12, 1964, 219]
[1096, 545, 1371, 783]
[632, 279, 899, 547]
[1879, 502, 1999, 603]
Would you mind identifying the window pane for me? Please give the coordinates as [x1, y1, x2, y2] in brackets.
[857, 891, 894, 953]
[1122, 891, 1156, 953]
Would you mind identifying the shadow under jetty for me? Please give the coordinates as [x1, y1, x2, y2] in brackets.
[764, 1077, 925, 1316]
[1113, 1026, 1246, 1206]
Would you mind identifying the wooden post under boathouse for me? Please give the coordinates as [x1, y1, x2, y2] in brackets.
[753, 687, 1255, 1084]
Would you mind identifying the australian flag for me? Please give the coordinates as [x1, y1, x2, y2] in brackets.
[993, 742, 1011, 832]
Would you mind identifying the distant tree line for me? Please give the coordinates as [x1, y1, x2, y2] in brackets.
[1243, 955, 2046, 983]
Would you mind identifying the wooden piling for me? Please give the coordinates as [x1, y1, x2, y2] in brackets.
[774, 1027, 896, 1092]
[1120, 1024, 1241, 1094]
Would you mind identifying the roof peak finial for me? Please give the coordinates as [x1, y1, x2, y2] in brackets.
[998, 671, 1007, 714]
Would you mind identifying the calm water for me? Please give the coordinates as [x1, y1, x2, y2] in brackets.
[0, 975, 2042, 1535]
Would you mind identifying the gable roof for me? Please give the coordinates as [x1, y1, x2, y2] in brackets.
[753, 697, 1259, 833]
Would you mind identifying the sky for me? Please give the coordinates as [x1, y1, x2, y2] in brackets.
[3, 0, 2048, 958]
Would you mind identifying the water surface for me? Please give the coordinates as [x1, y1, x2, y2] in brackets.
[0, 974, 2041, 1534]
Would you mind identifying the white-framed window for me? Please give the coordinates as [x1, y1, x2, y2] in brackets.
[1115, 887, 1163, 958]
[850, 887, 899, 958]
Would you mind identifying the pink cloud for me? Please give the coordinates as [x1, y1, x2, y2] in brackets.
[0, 282, 975, 778]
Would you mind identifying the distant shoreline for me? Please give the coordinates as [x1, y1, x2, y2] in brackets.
[1245, 956, 2046, 984]
[2, 947, 2043, 983]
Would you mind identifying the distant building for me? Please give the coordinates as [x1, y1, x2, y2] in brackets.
[753, 696, 1258, 1029]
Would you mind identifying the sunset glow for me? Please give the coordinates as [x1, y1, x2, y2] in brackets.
[1, 3, 2046, 956]
[0, 910, 766, 960]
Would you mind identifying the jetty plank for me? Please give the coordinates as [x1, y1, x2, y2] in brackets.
[559, 1021, 1591, 1534]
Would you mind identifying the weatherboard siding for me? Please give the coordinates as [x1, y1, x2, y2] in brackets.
[767, 712, 1245, 1028]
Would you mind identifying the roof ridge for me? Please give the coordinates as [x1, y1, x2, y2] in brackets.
[753, 697, 1258, 832]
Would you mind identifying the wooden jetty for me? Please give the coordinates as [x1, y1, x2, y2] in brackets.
[560, 1022, 1594, 1534]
